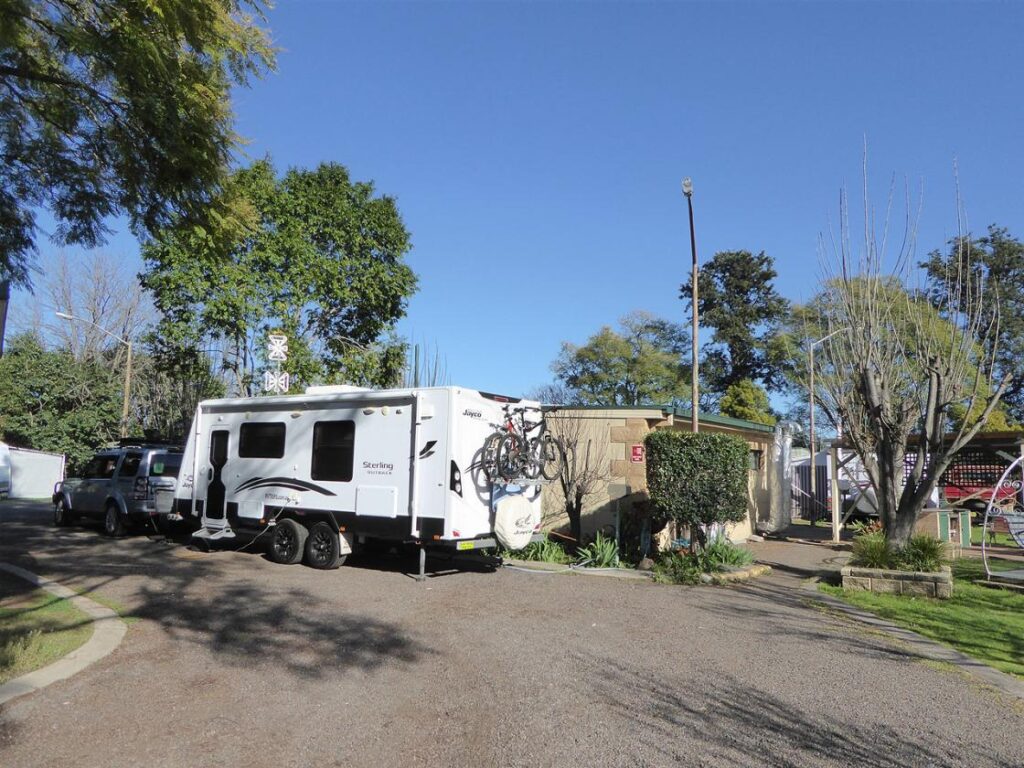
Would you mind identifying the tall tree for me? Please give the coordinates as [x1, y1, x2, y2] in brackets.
[719, 379, 776, 425]
[0, 332, 122, 471]
[815, 175, 1008, 546]
[551, 311, 689, 406]
[921, 226, 1024, 422]
[680, 250, 789, 393]
[142, 159, 418, 395]
[0, 0, 275, 288]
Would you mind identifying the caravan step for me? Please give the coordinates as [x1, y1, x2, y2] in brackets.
[192, 527, 236, 541]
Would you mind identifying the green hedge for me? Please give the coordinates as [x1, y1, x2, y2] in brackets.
[644, 430, 749, 546]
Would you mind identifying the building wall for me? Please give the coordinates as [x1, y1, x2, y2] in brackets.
[542, 408, 773, 546]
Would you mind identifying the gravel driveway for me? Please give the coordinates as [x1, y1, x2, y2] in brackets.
[2, 499, 1022, 768]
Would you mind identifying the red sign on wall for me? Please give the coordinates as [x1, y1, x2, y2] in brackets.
[631, 444, 645, 463]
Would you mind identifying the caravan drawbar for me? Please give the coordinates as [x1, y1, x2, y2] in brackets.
[169, 385, 544, 575]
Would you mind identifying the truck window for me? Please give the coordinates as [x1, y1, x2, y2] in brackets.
[239, 422, 286, 458]
[119, 453, 143, 477]
[98, 456, 118, 478]
[311, 420, 355, 482]
[82, 456, 105, 478]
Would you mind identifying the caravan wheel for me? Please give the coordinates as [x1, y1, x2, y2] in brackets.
[304, 522, 345, 570]
[268, 519, 307, 565]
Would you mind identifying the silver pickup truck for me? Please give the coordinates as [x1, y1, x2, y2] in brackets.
[52, 444, 182, 536]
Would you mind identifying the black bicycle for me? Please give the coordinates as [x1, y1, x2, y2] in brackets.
[485, 406, 564, 482]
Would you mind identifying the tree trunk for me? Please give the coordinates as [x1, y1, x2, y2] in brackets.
[888, 506, 918, 547]
[565, 495, 582, 551]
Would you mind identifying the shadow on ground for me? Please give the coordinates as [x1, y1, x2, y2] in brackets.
[0, 500, 437, 679]
[576, 651, 1015, 768]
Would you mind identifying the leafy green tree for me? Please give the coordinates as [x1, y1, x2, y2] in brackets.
[719, 379, 776, 425]
[0, 333, 121, 471]
[0, 0, 275, 288]
[680, 250, 789, 393]
[551, 311, 689, 406]
[142, 159, 417, 394]
[921, 226, 1024, 422]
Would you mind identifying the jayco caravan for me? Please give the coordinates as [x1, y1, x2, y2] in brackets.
[168, 385, 545, 575]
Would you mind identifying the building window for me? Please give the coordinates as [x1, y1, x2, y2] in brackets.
[748, 450, 764, 471]
[238, 422, 286, 458]
[311, 420, 355, 482]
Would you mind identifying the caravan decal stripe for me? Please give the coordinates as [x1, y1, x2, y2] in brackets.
[232, 477, 337, 496]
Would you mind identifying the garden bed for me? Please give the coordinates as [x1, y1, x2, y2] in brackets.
[841, 565, 952, 598]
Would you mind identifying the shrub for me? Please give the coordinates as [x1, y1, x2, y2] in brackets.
[695, 538, 754, 572]
[849, 531, 948, 572]
[653, 552, 702, 585]
[505, 536, 571, 564]
[898, 534, 948, 572]
[652, 540, 754, 584]
[576, 532, 619, 568]
[644, 430, 749, 548]
[850, 530, 892, 569]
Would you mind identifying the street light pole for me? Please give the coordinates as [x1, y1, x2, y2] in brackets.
[56, 312, 133, 439]
[807, 328, 847, 522]
[682, 177, 698, 433]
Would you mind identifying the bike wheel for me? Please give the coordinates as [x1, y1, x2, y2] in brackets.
[495, 433, 526, 481]
[482, 432, 503, 481]
[538, 434, 565, 481]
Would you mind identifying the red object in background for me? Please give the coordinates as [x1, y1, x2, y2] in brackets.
[631, 444, 645, 463]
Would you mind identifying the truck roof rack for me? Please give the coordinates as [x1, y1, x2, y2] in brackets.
[115, 437, 184, 450]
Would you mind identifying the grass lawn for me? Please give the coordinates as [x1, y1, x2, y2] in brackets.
[0, 571, 93, 685]
[821, 557, 1024, 678]
[971, 525, 1021, 548]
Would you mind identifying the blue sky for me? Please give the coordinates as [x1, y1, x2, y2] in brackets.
[17, 1, 1024, 401]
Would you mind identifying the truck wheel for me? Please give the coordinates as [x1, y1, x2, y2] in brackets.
[268, 519, 307, 565]
[304, 522, 345, 570]
[54, 498, 75, 527]
[103, 503, 125, 538]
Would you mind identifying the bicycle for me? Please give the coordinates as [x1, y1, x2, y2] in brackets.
[485, 405, 565, 482]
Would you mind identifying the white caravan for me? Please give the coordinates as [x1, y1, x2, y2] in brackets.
[168, 385, 544, 574]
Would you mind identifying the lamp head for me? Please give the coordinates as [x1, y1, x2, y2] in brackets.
[55, 311, 74, 320]
[682, 177, 693, 197]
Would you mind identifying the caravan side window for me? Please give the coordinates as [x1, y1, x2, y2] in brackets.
[239, 422, 286, 458]
[311, 421, 355, 482]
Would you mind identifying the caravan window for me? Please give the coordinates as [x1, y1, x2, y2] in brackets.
[239, 422, 286, 458]
[311, 420, 355, 482]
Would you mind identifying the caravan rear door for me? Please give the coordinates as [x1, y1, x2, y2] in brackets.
[199, 429, 230, 528]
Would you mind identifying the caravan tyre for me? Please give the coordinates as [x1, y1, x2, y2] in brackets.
[304, 522, 345, 570]
[268, 518, 307, 565]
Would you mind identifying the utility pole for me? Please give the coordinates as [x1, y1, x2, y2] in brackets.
[682, 177, 699, 433]
[0, 280, 9, 358]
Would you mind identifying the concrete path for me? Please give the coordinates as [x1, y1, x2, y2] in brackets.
[0, 563, 128, 706]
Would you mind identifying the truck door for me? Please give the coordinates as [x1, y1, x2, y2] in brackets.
[204, 430, 229, 524]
